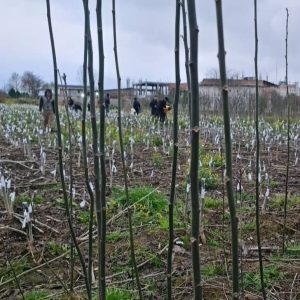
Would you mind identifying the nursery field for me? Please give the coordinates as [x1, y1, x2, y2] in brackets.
[0, 103, 300, 299]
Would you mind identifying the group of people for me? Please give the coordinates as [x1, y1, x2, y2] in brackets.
[39, 89, 171, 133]
[149, 96, 171, 122]
[132, 96, 171, 122]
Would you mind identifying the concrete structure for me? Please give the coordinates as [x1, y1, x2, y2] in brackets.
[133, 81, 170, 98]
[278, 81, 300, 97]
[199, 77, 279, 113]
[199, 78, 278, 97]
[132, 81, 189, 99]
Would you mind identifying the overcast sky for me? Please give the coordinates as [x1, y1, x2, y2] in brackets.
[0, 0, 299, 90]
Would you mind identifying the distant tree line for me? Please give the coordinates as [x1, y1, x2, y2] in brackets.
[6, 71, 49, 98]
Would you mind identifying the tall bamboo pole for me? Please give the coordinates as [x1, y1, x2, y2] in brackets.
[82, 0, 102, 298]
[181, 0, 191, 119]
[46, 1, 91, 298]
[214, 1, 239, 298]
[283, 8, 290, 254]
[254, 1, 266, 298]
[186, 0, 202, 298]
[81, 1, 95, 289]
[59, 72, 75, 291]
[167, 1, 180, 299]
[96, 0, 107, 298]
[112, 1, 142, 298]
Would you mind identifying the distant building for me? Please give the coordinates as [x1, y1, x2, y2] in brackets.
[132, 81, 188, 99]
[57, 84, 84, 98]
[278, 81, 300, 97]
[199, 77, 279, 113]
[168, 82, 189, 95]
[133, 81, 170, 98]
[199, 78, 278, 98]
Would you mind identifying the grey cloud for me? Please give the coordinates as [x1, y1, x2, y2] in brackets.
[0, 0, 299, 89]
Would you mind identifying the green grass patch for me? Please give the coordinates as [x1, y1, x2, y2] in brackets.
[14, 195, 32, 206]
[152, 152, 163, 169]
[202, 263, 226, 278]
[15, 194, 44, 206]
[269, 194, 300, 209]
[0, 256, 32, 283]
[23, 290, 50, 300]
[135, 245, 163, 268]
[199, 167, 219, 190]
[92, 288, 134, 300]
[244, 266, 285, 291]
[207, 238, 221, 249]
[286, 243, 300, 255]
[107, 230, 129, 243]
[204, 197, 223, 209]
[243, 221, 256, 232]
[116, 186, 168, 214]
[152, 136, 163, 147]
[48, 241, 69, 256]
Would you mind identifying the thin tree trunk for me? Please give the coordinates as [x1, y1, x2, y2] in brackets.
[186, 0, 202, 298]
[82, 0, 102, 298]
[81, 1, 95, 289]
[59, 72, 75, 292]
[112, 1, 143, 298]
[167, 1, 180, 299]
[283, 8, 290, 254]
[254, 1, 266, 299]
[181, 0, 191, 120]
[46, 1, 91, 298]
[96, 0, 107, 298]
[214, 1, 239, 298]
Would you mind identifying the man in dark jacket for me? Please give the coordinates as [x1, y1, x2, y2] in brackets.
[133, 97, 141, 115]
[39, 89, 55, 132]
[104, 93, 110, 116]
[149, 97, 158, 117]
[158, 97, 167, 122]
[158, 97, 171, 122]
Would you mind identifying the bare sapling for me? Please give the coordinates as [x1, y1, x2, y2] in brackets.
[96, 0, 107, 297]
[112, 0, 143, 298]
[80, 0, 95, 289]
[283, 8, 290, 255]
[186, 0, 202, 298]
[254, 1, 266, 298]
[167, 0, 181, 299]
[46, 1, 91, 298]
[214, 0, 239, 298]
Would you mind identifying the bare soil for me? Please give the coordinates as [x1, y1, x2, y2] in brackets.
[0, 129, 300, 300]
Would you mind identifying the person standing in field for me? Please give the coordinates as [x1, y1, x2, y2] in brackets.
[104, 93, 110, 116]
[158, 97, 171, 122]
[149, 97, 158, 117]
[39, 89, 55, 132]
[133, 97, 141, 115]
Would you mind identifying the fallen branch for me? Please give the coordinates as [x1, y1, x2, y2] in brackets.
[0, 225, 27, 236]
[272, 219, 299, 233]
[108, 271, 165, 285]
[34, 218, 60, 234]
[0, 160, 38, 170]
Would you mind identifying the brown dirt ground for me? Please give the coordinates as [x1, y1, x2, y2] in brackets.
[0, 130, 300, 299]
